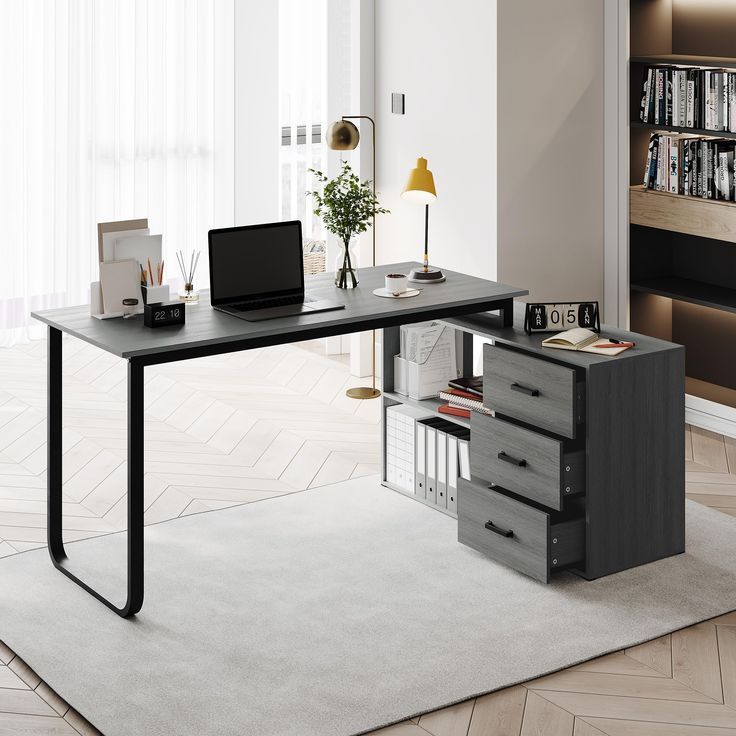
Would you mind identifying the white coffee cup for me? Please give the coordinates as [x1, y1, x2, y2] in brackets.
[385, 273, 408, 296]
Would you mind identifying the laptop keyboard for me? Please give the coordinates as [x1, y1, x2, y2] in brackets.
[229, 294, 317, 312]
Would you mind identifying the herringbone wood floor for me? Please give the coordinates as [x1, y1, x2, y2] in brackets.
[0, 337, 734, 735]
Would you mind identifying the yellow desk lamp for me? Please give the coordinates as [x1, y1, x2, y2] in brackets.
[402, 157, 445, 283]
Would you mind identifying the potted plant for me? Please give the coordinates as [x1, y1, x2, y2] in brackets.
[308, 161, 389, 289]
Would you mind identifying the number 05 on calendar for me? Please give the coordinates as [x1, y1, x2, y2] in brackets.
[524, 301, 600, 335]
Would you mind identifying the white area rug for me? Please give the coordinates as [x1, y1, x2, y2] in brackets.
[2, 477, 736, 736]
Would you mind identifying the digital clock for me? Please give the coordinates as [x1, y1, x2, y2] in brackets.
[144, 300, 186, 328]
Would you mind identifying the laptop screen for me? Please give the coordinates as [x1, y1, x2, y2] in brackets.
[208, 221, 304, 305]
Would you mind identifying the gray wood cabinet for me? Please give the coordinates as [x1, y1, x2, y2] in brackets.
[382, 309, 685, 583]
[450, 314, 685, 582]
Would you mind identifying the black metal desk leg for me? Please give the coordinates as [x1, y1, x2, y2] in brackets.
[47, 326, 145, 617]
[501, 298, 514, 327]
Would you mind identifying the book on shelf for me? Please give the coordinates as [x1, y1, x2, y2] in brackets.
[438, 405, 471, 419]
[437, 388, 490, 416]
[447, 375, 483, 397]
[642, 132, 736, 201]
[640, 65, 736, 134]
[541, 328, 632, 356]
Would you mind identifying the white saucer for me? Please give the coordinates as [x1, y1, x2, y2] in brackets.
[372, 287, 421, 299]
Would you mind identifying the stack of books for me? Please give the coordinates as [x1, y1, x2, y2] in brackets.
[643, 133, 735, 200]
[639, 66, 736, 133]
[436, 376, 489, 419]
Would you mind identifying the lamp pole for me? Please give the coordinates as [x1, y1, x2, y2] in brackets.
[341, 115, 380, 399]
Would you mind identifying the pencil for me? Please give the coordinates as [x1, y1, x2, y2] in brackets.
[147, 258, 153, 287]
[159, 260, 164, 285]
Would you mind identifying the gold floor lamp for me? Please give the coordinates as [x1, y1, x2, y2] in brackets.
[326, 115, 381, 400]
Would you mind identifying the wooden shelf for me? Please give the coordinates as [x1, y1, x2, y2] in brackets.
[383, 391, 471, 429]
[631, 54, 736, 69]
[630, 186, 736, 243]
[381, 480, 458, 519]
[631, 276, 736, 314]
[630, 121, 736, 141]
[686, 377, 736, 410]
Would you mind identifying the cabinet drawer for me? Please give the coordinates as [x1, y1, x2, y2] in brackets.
[457, 479, 585, 583]
[483, 344, 583, 438]
[470, 414, 585, 510]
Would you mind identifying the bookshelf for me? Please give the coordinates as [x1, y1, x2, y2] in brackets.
[629, 0, 736, 410]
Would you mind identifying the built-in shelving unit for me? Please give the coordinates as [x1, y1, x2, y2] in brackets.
[382, 391, 471, 430]
[631, 54, 736, 69]
[630, 186, 736, 243]
[631, 277, 736, 314]
[629, 0, 736, 410]
[630, 121, 736, 141]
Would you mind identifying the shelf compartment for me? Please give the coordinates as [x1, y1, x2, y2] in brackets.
[686, 376, 736, 410]
[631, 54, 736, 69]
[630, 122, 736, 142]
[630, 186, 736, 244]
[631, 276, 736, 314]
[382, 391, 471, 429]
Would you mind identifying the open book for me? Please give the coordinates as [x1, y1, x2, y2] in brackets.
[542, 328, 631, 356]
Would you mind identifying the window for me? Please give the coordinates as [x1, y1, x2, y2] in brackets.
[0, 1, 235, 344]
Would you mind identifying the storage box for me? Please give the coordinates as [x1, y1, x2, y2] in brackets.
[142, 284, 170, 305]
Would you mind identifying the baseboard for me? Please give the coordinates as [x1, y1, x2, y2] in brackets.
[686, 394, 736, 439]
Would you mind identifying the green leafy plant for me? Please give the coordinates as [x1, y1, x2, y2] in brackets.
[308, 161, 389, 288]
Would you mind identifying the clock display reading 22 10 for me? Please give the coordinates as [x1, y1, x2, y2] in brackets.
[523, 301, 600, 335]
[144, 301, 186, 328]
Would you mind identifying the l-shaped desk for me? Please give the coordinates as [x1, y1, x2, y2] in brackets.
[32, 263, 525, 617]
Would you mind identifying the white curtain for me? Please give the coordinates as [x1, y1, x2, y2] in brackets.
[0, 0, 235, 346]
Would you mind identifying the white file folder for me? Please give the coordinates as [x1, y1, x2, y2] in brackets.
[436, 429, 448, 509]
[447, 434, 459, 514]
[426, 426, 437, 505]
[458, 438, 471, 481]
[416, 422, 427, 498]
[386, 404, 433, 494]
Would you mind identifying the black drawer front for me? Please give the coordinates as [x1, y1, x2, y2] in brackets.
[483, 344, 582, 438]
[470, 414, 585, 510]
[457, 479, 584, 582]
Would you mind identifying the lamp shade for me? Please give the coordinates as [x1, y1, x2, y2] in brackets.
[402, 157, 437, 204]
[326, 119, 360, 150]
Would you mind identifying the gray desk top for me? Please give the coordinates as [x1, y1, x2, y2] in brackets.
[31, 263, 527, 360]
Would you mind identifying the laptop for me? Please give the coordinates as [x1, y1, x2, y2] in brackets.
[208, 221, 344, 322]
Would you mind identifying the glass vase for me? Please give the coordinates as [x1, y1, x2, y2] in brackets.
[334, 239, 359, 289]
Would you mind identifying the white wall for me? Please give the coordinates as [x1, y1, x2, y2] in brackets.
[497, 0, 604, 304]
[374, 0, 497, 280]
[375, 0, 606, 305]
[234, 0, 279, 224]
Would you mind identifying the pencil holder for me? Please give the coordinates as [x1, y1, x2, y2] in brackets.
[142, 284, 170, 305]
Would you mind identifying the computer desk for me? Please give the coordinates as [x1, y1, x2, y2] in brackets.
[31, 263, 526, 617]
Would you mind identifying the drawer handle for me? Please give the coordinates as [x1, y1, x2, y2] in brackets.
[485, 520, 514, 538]
[498, 451, 527, 467]
[510, 382, 539, 397]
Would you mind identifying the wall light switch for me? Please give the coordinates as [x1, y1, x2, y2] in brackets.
[391, 93, 405, 115]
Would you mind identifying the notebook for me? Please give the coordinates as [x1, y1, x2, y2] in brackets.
[448, 375, 483, 397]
[542, 328, 631, 356]
[438, 388, 491, 415]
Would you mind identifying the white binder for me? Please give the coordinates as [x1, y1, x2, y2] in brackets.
[386, 404, 433, 494]
[436, 428, 448, 509]
[458, 437, 471, 481]
[447, 434, 459, 514]
[415, 422, 427, 499]
[426, 426, 437, 505]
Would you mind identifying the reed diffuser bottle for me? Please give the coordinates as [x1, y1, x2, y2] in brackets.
[176, 250, 201, 305]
